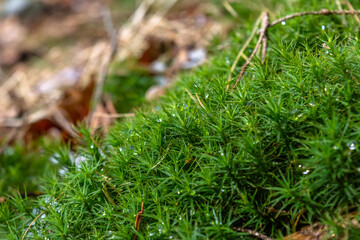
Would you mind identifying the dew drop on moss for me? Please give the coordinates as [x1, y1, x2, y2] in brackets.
[349, 143, 356, 151]
[281, 21, 286, 25]
[225, 56, 230, 65]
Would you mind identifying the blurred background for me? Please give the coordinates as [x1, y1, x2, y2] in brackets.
[0, 0, 292, 198]
[0, 0, 239, 196]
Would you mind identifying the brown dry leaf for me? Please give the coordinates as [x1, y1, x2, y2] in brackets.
[90, 95, 118, 134]
[23, 74, 96, 142]
[284, 212, 360, 240]
[0, 17, 27, 66]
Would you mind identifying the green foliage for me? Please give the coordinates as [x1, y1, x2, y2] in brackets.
[105, 62, 156, 113]
[2, 0, 360, 239]
[0, 140, 60, 195]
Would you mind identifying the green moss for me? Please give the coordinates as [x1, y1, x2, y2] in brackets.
[2, 1, 360, 239]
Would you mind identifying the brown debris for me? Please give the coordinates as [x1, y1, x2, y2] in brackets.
[0, 0, 228, 148]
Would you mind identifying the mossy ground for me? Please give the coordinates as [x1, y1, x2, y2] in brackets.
[2, 0, 360, 239]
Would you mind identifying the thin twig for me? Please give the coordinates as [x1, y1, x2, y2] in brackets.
[22, 210, 45, 240]
[293, 210, 306, 232]
[226, 12, 264, 90]
[90, 5, 120, 120]
[195, 93, 206, 110]
[344, 1, 360, 26]
[269, 9, 360, 27]
[232, 9, 360, 89]
[223, 0, 239, 18]
[234, 12, 269, 87]
[133, 202, 145, 240]
[233, 227, 272, 240]
[261, 12, 270, 64]
[336, 0, 348, 25]
[185, 88, 198, 104]
[22, 193, 63, 240]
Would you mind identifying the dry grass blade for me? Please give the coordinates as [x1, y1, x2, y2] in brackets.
[22, 193, 63, 240]
[261, 12, 270, 64]
[232, 227, 272, 240]
[226, 12, 264, 90]
[336, 0, 348, 25]
[344, 1, 360, 26]
[133, 202, 145, 240]
[234, 12, 269, 88]
[269, 9, 360, 27]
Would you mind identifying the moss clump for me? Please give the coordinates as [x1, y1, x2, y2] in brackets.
[2, 1, 360, 239]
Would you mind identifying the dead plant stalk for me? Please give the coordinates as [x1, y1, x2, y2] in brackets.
[232, 9, 360, 88]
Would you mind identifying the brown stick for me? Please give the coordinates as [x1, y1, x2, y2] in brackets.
[22, 193, 63, 240]
[232, 227, 273, 240]
[226, 12, 263, 91]
[133, 202, 145, 240]
[336, 0, 348, 25]
[261, 12, 270, 64]
[269, 9, 360, 27]
[344, 1, 360, 26]
[233, 9, 360, 88]
[234, 12, 269, 87]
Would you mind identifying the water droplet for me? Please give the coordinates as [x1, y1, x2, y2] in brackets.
[119, 147, 123, 152]
[333, 145, 339, 150]
[336, 98, 339, 101]
[101, 168, 104, 171]
[281, 21, 286, 25]
[321, 25, 326, 30]
[221, 188, 225, 193]
[324, 87, 327, 91]
[90, 145, 94, 149]
[298, 164, 302, 168]
[205, 94, 209, 99]
[130, 146, 135, 150]
[190, 209, 195, 215]
[248, 49, 253, 53]
[179, 217, 182, 220]
[225, 56, 230, 65]
[349, 143, 356, 151]
[357, 168, 360, 173]
[172, 114, 175, 117]
[325, 50, 329, 54]
[290, 108, 298, 114]
[220, 152, 224, 156]
[303, 170, 310, 174]
[169, 236, 174, 239]
[157, 119, 162, 123]
[309, 102, 315, 107]
[134, 153, 138, 156]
